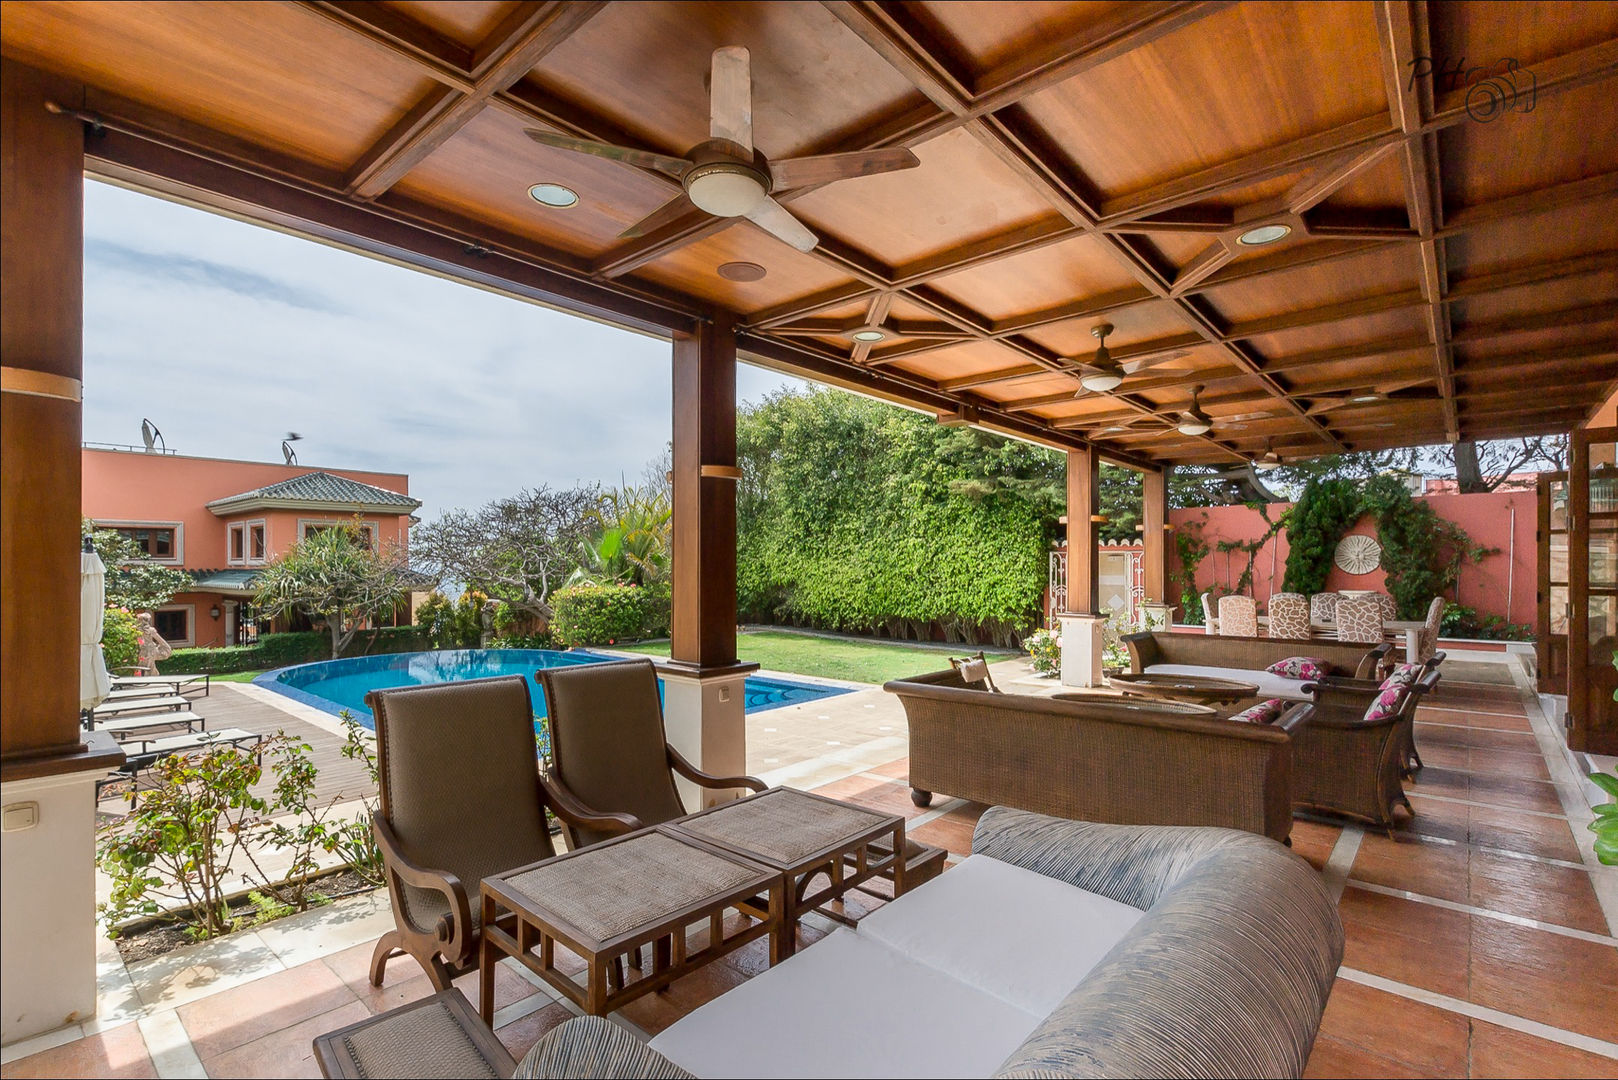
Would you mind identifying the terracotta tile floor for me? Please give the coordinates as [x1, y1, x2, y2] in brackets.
[5, 664, 1614, 1078]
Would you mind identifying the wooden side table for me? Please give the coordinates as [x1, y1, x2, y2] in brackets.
[666, 786, 905, 956]
[479, 826, 782, 1020]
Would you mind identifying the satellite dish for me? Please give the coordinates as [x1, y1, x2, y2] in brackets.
[281, 432, 303, 465]
[140, 418, 165, 453]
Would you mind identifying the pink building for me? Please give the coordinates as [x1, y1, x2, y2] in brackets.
[82, 447, 421, 647]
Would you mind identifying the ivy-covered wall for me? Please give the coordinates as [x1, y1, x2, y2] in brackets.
[1166, 488, 1537, 630]
[737, 389, 1060, 646]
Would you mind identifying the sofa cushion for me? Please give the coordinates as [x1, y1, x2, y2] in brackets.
[646, 927, 1041, 1079]
[1230, 698, 1286, 724]
[1364, 686, 1404, 722]
[857, 854, 1145, 1017]
[1265, 656, 1329, 681]
[1144, 663, 1311, 701]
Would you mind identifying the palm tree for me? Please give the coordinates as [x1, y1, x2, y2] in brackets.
[567, 484, 671, 587]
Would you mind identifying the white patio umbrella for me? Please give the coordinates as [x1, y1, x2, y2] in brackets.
[81, 543, 112, 710]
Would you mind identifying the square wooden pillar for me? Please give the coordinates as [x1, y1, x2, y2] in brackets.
[1142, 467, 1168, 604]
[665, 313, 754, 804]
[1060, 447, 1105, 688]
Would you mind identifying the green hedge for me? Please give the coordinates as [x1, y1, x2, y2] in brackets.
[549, 583, 665, 647]
[163, 625, 434, 674]
[101, 607, 142, 672]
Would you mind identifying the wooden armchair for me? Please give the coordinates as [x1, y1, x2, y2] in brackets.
[365, 675, 635, 990]
[1291, 666, 1442, 833]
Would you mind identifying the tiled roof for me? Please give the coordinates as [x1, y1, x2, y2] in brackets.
[206, 471, 420, 512]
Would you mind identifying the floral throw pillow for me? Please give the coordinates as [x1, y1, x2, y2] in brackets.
[1364, 686, 1404, 723]
[1380, 663, 1421, 690]
[1231, 698, 1286, 724]
[1266, 656, 1329, 680]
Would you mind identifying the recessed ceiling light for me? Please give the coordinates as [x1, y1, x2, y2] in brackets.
[717, 261, 766, 282]
[851, 328, 887, 342]
[528, 183, 578, 208]
[1236, 223, 1292, 246]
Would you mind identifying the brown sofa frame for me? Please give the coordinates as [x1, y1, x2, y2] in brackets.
[1122, 630, 1389, 682]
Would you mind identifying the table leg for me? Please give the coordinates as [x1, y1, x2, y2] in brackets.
[891, 823, 906, 897]
[769, 877, 792, 964]
[479, 896, 496, 1027]
[586, 956, 608, 1016]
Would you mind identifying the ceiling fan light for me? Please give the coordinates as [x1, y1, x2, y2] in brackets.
[851, 328, 887, 342]
[1178, 419, 1213, 436]
[1079, 371, 1124, 392]
[1351, 392, 1383, 403]
[1255, 456, 1281, 472]
[686, 164, 768, 217]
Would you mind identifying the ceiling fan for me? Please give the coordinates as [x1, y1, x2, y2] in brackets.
[525, 47, 920, 252]
[1254, 438, 1283, 472]
[1172, 385, 1283, 436]
[1304, 382, 1438, 415]
[1071, 323, 1191, 395]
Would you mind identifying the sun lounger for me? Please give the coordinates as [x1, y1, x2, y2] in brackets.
[110, 673, 211, 696]
[91, 694, 189, 717]
[94, 711, 207, 738]
[96, 728, 264, 804]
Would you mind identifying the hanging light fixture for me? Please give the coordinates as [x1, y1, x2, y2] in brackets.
[1255, 439, 1282, 472]
[1077, 323, 1124, 393]
[1177, 385, 1213, 436]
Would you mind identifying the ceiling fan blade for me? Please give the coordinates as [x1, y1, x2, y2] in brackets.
[709, 46, 753, 150]
[524, 130, 692, 178]
[1119, 349, 1192, 374]
[743, 196, 818, 252]
[768, 147, 921, 191]
[619, 192, 704, 239]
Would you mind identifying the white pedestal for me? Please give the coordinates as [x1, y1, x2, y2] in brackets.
[1057, 613, 1107, 688]
[1139, 603, 1177, 632]
[1, 767, 102, 1044]
[658, 666, 751, 810]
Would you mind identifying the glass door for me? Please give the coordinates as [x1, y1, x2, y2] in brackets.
[1537, 472, 1569, 696]
[1569, 427, 1618, 754]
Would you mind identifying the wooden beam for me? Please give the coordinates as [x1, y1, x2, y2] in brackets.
[344, 2, 605, 198]
[1066, 447, 1101, 615]
[671, 313, 739, 667]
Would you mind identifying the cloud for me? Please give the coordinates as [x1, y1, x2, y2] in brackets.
[85, 238, 348, 314]
[81, 179, 807, 521]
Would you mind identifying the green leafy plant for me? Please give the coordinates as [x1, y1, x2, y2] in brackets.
[550, 582, 654, 646]
[415, 590, 488, 650]
[333, 711, 384, 886]
[242, 736, 336, 912]
[97, 740, 271, 939]
[567, 483, 672, 588]
[1282, 477, 1363, 596]
[245, 890, 293, 926]
[1590, 771, 1618, 866]
[162, 626, 433, 675]
[1025, 627, 1060, 676]
[1172, 516, 1211, 625]
[101, 606, 143, 673]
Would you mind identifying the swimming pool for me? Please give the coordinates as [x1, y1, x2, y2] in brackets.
[254, 648, 850, 729]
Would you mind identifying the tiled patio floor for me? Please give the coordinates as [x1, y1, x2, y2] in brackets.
[5, 657, 1614, 1078]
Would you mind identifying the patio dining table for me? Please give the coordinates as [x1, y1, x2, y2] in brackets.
[1254, 615, 1425, 656]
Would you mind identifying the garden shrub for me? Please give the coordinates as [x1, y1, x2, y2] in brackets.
[163, 625, 433, 675]
[101, 607, 142, 672]
[550, 583, 651, 646]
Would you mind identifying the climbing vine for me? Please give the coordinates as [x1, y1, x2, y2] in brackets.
[1172, 516, 1211, 624]
[1216, 503, 1288, 598]
[1282, 474, 1493, 618]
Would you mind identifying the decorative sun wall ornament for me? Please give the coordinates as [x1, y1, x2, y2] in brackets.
[1334, 533, 1382, 575]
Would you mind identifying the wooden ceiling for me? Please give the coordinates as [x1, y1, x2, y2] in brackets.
[3, 0, 1615, 467]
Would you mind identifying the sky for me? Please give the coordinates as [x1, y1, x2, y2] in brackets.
[82, 179, 805, 519]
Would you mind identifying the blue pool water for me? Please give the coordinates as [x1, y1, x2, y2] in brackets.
[254, 649, 850, 730]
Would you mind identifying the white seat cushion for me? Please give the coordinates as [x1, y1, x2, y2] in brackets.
[857, 854, 1144, 1016]
[1145, 662, 1310, 701]
[647, 928, 1040, 1079]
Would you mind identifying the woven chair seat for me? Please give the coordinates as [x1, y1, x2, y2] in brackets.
[315, 990, 516, 1078]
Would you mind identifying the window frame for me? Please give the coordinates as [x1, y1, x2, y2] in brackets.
[298, 518, 377, 551]
[91, 520, 185, 565]
[227, 518, 269, 566]
[152, 604, 194, 647]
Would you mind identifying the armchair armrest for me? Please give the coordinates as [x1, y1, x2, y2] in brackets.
[515, 1015, 694, 1079]
[667, 745, 766, 793]
[373, 814, 472, 958]
[536, 771, 642, 836]
[971, 806, 1263, 911]
[1274, 703, 1312, 735]
[1355, 642, 1392, 680]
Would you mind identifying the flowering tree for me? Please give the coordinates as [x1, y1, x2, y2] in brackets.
[254, 522, 415, 659]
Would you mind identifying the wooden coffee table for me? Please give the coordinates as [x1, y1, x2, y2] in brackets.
[665, 786, 905, 957]
[479, 826, 782, 1020]
[1105, 672, 1260, 707]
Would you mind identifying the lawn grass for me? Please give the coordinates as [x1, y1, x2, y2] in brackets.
[614, 630, 1017, 686]
[211, 670, 265, 683]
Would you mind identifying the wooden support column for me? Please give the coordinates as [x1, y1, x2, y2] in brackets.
[2, 58, 123, 1047]
[665, 312, 754, 806]
[2, 60, 87, 763]
[670, 313, 739, 666]
[1059, 446, 1105, 688]
[1142, 467, 1168, 604]
[1064, 446, 1100, 615]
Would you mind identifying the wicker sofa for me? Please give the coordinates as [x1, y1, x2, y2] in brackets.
[514, 809, 1344, 1079]
[1122, 630, 1389, 701]
[885, 668, 1299, 842]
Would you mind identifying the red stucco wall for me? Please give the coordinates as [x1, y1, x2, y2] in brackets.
[1167, 488, 1537, 628]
